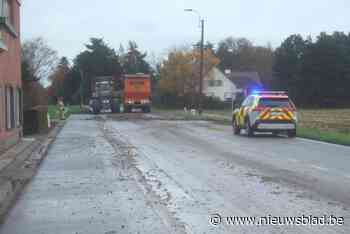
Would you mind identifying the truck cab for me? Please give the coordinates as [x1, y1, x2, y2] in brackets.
[90, 76, 122, 114]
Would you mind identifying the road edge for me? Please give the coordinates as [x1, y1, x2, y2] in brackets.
[196, 113, 350, 148]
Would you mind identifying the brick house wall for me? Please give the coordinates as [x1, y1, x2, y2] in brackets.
[0, 0, 22, 153]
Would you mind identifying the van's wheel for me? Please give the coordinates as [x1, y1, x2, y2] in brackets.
[287, 130, 296, 138]
[246, 119, 254, 137]
[233, 117, 240, 135]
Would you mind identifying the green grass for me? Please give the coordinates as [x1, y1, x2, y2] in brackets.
[48, 105, 82, 120]
[297, 127, 350, 146]
[154, 108, 350, 146]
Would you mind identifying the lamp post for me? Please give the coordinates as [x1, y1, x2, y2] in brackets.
[185, 9, 204, 115]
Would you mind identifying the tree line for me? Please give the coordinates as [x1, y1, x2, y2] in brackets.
[274, 32, 350, 107]
[49, 39, 153, 105]
[157, 46, 219, 107]
[157, 38, 274, 107]
[21, 31, 350, 109]
[21, 37, 153, 106]
[159, 32, 350, 107]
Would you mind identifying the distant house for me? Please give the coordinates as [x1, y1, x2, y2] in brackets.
[203, 68, 262, 102]
[203, 67, 241, 102]
[0, 0, 22, 152]
[227, 71, 262, 96]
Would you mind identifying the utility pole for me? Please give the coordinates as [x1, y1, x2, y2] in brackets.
[185, 9, 205, 115]
[198, 19, 204, 115]
[79, 69, 84, 107]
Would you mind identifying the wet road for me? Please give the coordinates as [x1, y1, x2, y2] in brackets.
[1, 114, 350, 233]
[0, 115, 183, 234]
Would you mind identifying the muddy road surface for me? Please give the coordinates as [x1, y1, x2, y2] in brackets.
[1, 114, 350, 234]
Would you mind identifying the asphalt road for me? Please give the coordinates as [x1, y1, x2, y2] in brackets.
[1, 114, 350, 234]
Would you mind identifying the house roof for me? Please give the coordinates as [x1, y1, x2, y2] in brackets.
[226, 71, 262, 89]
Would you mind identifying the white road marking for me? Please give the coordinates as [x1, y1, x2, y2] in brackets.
[310, 164, 329, 172]
[297, 137, 350, 149]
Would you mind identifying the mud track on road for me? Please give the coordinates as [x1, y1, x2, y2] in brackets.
[99, 118, 187, 234]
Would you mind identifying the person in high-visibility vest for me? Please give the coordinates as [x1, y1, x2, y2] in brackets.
[57, 99, 67, 120]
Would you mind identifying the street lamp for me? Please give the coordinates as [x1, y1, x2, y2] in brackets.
[185, 9, 205, 115]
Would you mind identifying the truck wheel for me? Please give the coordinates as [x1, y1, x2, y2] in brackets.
[112, 104, 120, 113]
[143, 106, 151, 113]
[93, 108, 100, 115]
[232, 117, 240, 135]
[246, 119, 255, 137]
[116, 105, 120, 113]
[124, 106, 131, 113]
[287, 130, 297, 138]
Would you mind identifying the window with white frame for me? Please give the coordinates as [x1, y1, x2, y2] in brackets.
[17, 88, 22, 125]
[224, 92, 233, 99]
[5, 87, 11, 129]
[14, 87, 18, 126]
[0, 0, 18, 45]
[5, 86, 16, 130]
[216, 80, 223, 86]
[208, 80, 215, 87]
[10, 86, 15, 128]
[0, 86, 2, 131]
[1, 0, 12, 22]
[14, 88, 21, 127]
[208, 80, 223, 87]
[0, 0, 3, 17]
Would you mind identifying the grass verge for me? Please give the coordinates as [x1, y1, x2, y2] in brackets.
[297, 127, 350, 146]
[48, 105, 82, 120]
[154, 108, 350, 146]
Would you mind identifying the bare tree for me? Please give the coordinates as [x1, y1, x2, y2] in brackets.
[22, 37, 58, 82]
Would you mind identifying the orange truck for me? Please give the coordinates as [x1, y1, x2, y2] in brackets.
[123, 74, 152, 113]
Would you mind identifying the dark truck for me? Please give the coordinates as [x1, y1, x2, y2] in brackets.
[90, 76, 122, 114]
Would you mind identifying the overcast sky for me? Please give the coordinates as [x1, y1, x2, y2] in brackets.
[21, 0, 350, 61]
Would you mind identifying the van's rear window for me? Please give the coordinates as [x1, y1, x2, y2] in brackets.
[258, 98, 292, 108]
